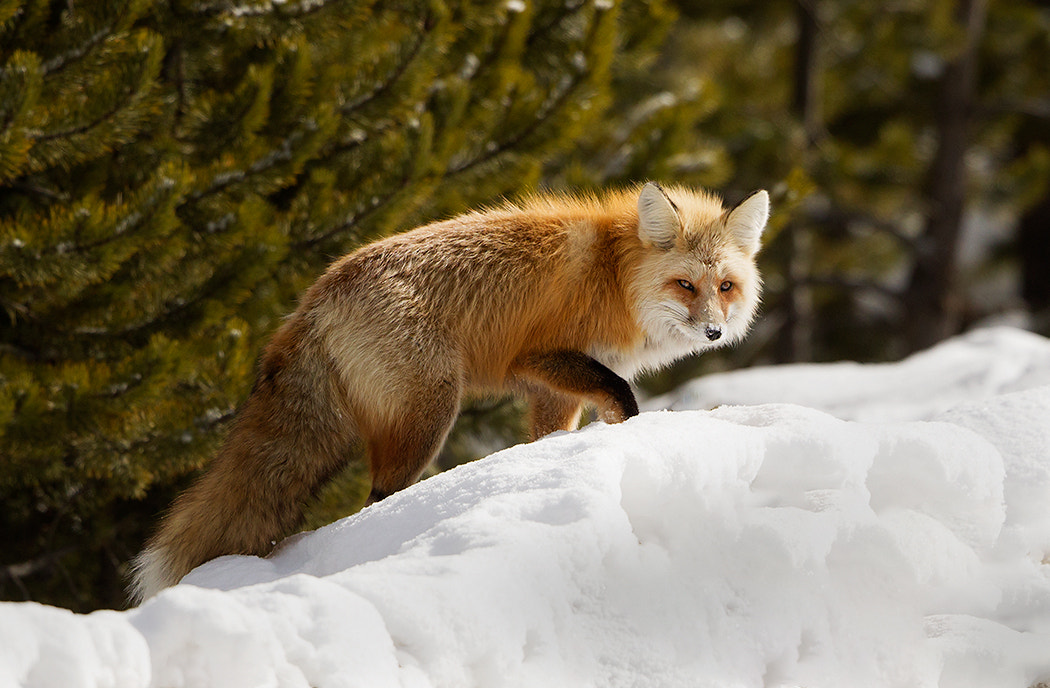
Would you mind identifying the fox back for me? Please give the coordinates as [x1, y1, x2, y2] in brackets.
[130, 182, 768, 602]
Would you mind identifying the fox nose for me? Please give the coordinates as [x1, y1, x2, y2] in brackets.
[704, 325, 723, 341]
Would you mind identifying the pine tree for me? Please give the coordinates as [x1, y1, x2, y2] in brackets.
[0, 0, 673, 610]
[646, 0, 1049, 366]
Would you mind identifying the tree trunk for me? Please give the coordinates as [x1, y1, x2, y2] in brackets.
[778, 0, 820, 363]
[903, 0, 987, 352]
[1018, 190, 1050, 325]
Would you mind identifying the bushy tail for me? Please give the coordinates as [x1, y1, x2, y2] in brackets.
[130, 323, 359, 604]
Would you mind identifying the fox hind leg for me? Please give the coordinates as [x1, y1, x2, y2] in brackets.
[365, 377, 461, 504]
[526, 385, 583, 440]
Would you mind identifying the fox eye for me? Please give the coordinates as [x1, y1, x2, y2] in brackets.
[676, 279, 695, 292]
[720, 280, 733, 292]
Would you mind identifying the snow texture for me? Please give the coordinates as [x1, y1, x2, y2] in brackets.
[2, 326, 1050, 688]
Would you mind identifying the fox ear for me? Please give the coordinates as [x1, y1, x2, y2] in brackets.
[637, 182, 680, 249]
[725, 190, 769, 255]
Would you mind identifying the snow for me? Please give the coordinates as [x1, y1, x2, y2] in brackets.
[3, 326, 1050, 688]
[648, 326, 1050, 421]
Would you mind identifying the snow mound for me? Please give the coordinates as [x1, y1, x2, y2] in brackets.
[651, 326, 1050, 420]
[2, 327, 1050, 688]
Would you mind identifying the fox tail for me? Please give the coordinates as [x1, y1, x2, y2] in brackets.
[130, 322, 358, 603]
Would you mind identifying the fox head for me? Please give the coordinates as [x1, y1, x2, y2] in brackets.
[631, 182, 768, 353]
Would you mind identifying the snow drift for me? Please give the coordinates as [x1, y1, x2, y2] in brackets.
[2, 326, 1050, 688]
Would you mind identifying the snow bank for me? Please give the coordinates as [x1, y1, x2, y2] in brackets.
[651, 326, 1050, 420]
[0, 604, 148, 688]
[2, 327, 1050, 688]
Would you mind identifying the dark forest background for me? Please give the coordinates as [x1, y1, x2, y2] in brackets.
[2, 0, 1048, 611]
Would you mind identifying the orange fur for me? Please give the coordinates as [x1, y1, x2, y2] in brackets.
[130, 183, 769, 602]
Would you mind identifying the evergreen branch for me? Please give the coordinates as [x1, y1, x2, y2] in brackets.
[526, 0, 590, 50]
[184, 9, 433, 216]
[340, 12, 434, 117]
[36, 177, 174, 258]
[446, 69, 586, 177]
[57, 285, 207, 341]
[442, 3, 596, 178]
[184, 129, 306, 204]
[447, 1, 608, 179]
[189, 0, 346, 20]
[41, 225, 278, 341]
[30, 101, 123, 143]
[314, 126, 371, 162]
[4, 181, 70, 202]
[285, 119, 399, 216]
[286, 125, 374, 198]
[120, 405, 238, 453]
[93, 372, 147, 400]
[38, 0, 155, 76]
[197, 405, 237, 429]
[29, 70, 152, 144]
[53, 243, 258, 341]
[292, 174, 405, 250]
[41, 28, 111, 76]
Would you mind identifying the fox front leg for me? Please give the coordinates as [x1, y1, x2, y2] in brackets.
[513, 350, 639, 432]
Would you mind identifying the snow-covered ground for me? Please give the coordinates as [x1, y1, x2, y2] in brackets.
[3, 326, 1050, 688]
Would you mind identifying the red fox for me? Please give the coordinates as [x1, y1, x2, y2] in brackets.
[130, 182, 768, 602]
